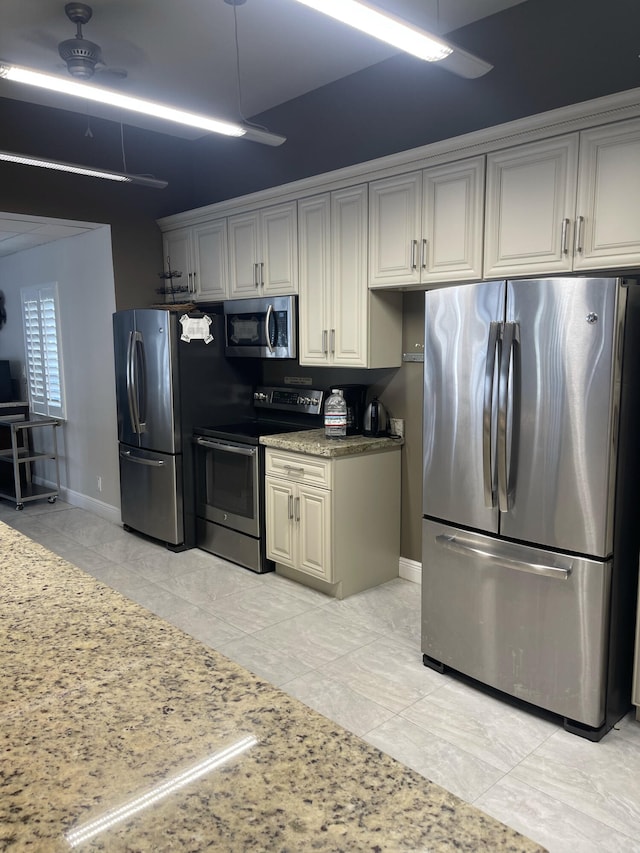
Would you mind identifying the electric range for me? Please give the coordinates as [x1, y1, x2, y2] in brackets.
[193, 386, 325, 572]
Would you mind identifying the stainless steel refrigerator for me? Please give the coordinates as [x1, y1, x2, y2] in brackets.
[113, 307, 255, 549]
[422, 276, 640, 740]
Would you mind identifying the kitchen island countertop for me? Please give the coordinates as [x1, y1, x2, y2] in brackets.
[260, 427, 403, 457]
[0, 521, 545, 852]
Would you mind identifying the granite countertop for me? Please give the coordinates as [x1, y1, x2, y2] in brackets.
[260, 428, 403, 457]
[0, 521, 545, 852]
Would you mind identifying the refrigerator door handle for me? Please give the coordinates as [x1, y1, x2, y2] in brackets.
[483, 321, 501, 507]
[126, 331, 141, 434]
[435, 534, 572, 580]
[497, 322, 519, 512]
[132, 331, 147, 433]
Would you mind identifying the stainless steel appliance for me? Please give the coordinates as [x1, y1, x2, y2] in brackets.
[363, 398, 389, 437]
[224, 295, 297, 358]
[113, 307, 255, 549]
[422, 276, 640, 741]
[194, 385, 324, 572]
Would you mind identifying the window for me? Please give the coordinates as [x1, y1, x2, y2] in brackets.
[21, 283, 65, 418]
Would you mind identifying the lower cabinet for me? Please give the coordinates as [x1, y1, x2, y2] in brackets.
[265, 446, 401, 599]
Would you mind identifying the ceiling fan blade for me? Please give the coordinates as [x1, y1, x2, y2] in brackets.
[439, 43, 493, 78]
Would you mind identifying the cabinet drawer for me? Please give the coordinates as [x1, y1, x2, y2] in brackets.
[265, 449, 332, 488]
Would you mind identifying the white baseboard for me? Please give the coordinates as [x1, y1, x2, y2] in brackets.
[35, 477, 121, 525]
[399, 557, 421, 584]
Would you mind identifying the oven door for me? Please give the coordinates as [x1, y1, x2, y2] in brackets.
[195, 436, 260, 538]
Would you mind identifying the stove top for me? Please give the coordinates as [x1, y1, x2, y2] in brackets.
[194, 386, 325, 445]
[195, 420, 315, 445]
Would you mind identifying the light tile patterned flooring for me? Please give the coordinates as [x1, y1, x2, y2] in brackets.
[4, 498, 640, 852]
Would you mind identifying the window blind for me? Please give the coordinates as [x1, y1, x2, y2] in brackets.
[21, 284, 65, 418]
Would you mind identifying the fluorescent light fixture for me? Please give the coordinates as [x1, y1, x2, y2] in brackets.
[0, 149, 168, 189]
[65, 735, 258, 847]
[291, 0, 453, 62]
[0, 63, 286, 145]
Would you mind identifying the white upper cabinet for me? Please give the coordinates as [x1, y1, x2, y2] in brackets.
[484, 135, 580, 277]
[573, 118, 640, 271]
[484, 118, 640, 277]
[369, 157, 485, 288]
[192, 220, 228, 301]
[162, 221, 228, 302]
[298, 185, 402, 368]
[228, 201, 298, 298]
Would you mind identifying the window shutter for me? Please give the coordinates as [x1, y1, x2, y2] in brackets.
[21, 284, 65, 418]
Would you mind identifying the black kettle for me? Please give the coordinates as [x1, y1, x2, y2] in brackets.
[363, 398, 389, 437]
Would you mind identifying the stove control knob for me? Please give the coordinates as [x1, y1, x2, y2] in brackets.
[254, 392, 267, 402]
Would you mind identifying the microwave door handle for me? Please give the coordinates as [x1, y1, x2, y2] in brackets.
[483, 322, 501, 507]
[497, 322, 519, 512]
[265, 303, 274, 353]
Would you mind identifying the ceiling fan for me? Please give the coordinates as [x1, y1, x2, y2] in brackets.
[57, 2, 127, 82]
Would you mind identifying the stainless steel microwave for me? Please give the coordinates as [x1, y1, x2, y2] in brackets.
[224, 295, 297, 359]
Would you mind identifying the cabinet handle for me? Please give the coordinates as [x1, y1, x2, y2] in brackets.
[322, 329, 328, 355]
[330, 329, 335, 354]
[294, 496, 300, 522]
[254, 263, 259, 288]
[575, 215, 585, 254]
[260, 262, 265, 287]
[422, 238, 428, 270]
[288, 494, 294, 520]
[411, 239, 418, 270]
[561, 218, 570, 255]
[284, 464, 305, 475]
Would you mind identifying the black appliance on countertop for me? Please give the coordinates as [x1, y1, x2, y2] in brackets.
[194, 385, 325, 573]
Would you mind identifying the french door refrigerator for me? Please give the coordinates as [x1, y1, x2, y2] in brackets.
[113, 308, 255, 549]
[422, 276, 640, 740]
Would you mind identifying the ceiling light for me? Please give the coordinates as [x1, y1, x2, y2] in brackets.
[290, 0, 493, 77]
[0, 63, 286, 145]
[291, 0, 453, 62]
[0, 149, 168, 189]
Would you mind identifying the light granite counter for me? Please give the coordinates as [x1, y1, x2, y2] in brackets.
[260, 427, 403, 457]
[0, 521, 546, 852]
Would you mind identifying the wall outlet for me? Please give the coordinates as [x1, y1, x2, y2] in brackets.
[97, 475, 102, 492]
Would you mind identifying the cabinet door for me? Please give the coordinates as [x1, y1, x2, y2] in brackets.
[265, 476, 295, 568]
[369, 172, 422, 287]
[573, 118, 640, 271]
[331, 185, 369, 367]
[261, 202, 298, 295]
[298, 193, 331, 365]
[297, 483, 332, 581]
[192, 219, 228, 301]
[228, 211, 260, 297]
[484, 135, 579, 278]
[161, 229, 193, 302]
[422, 157, 485, 283]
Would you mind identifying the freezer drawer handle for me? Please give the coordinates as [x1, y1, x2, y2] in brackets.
[435, 534, 572, 580]
[120, 450, 165, 467]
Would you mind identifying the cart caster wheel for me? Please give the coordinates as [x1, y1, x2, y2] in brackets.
[15, 504, 24, 511]
[47, 496, 57, 503]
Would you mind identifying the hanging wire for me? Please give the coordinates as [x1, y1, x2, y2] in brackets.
[228, 0, 271, 134]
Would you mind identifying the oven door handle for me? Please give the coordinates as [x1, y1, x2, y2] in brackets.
[195, 436, 257, 457]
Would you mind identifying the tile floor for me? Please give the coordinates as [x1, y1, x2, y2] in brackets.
[3, 498, 640, 852]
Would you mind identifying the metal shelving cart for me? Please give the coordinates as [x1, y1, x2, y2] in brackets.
[0, 414, 60, 510]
